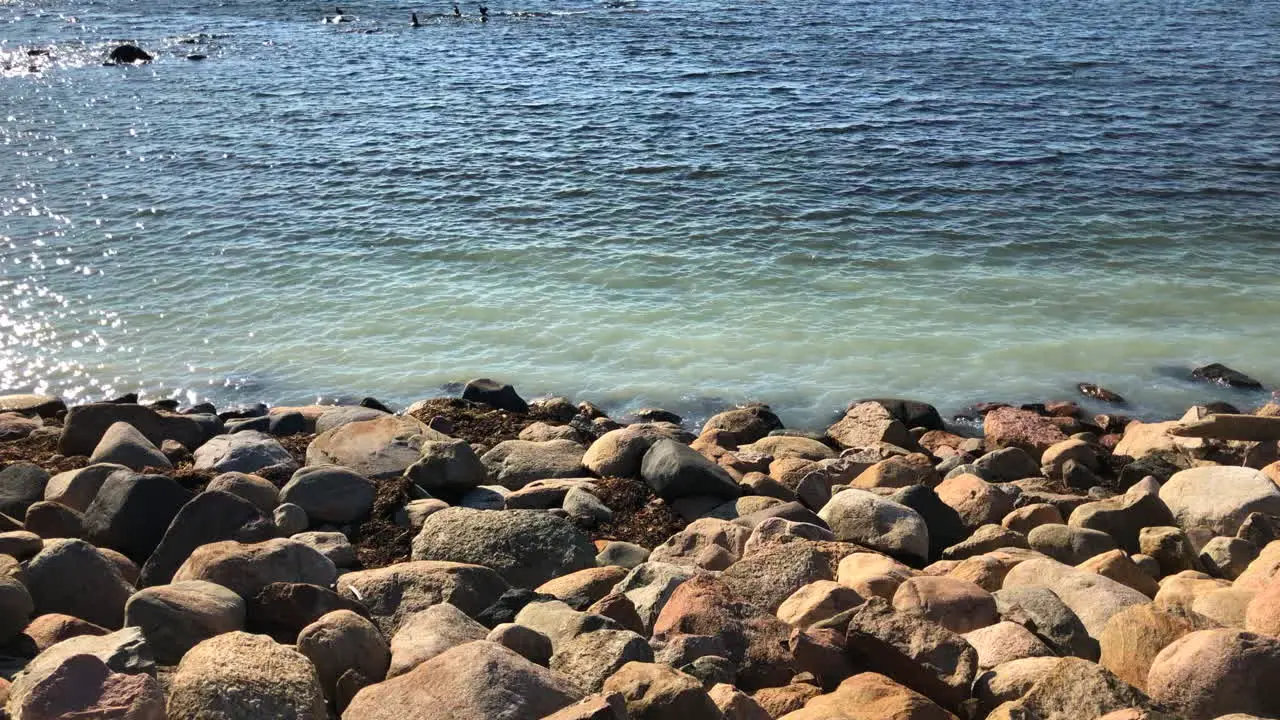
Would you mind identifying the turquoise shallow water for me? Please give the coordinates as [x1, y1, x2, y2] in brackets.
[1, 0, 1278, 428]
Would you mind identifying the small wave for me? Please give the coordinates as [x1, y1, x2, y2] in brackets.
[622, 164, 685, 175]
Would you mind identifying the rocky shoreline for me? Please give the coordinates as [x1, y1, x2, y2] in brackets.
[0, 373, 1279, 719]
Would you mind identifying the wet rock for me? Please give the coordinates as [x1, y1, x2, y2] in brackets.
[81, 470, 193, 564]
[24, 539, 132, 629]
[337, 561, 509, 635]
[137, 489, 275, 587]
[411, 507, 595, 588]
[983, 407, 1068, 462]
[307, 415, 448, 479]
[1079, 383, 1126, 404]
[88, 422, 171, 471]
[123, 580, 245, 664]
[167, 631, 326, 719]
[818, 489, 929, 563]
[1190, 362, 1263, 389]
[173, 537, 337, 600]
[280, 464, 376, 524]
[1147, 628, 1280, 719]
[462, 378, 529, 412]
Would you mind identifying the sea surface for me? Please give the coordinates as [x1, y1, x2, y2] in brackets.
[2, 0, 1278, 429]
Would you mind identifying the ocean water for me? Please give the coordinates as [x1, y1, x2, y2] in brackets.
[2, 0, 1278, 429]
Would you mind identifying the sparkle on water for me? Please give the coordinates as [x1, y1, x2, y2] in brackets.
[2, 0, 1278, 428]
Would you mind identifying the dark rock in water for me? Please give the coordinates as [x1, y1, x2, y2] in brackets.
[186, 54, 207, 61]
[889, 485, 966, 563]
[360, 397, 393, 413]
[856, 399, 944, 431]
[225, 416, 270, 434]
[268, 411, 306, 436]
[104, 392, 139, 404]
[1201, 401, 1241, 415]
[631, 408, 682, 425]
[107, 44, 152, 65]
[1077, 383, 1126, 404]
[476, 588, 557, 628]
[148, 399, 180, 411]
[218, 403, 268, 421]
[1191, 363, 1263, 389]
[183, 402, 217, 415]
[462, 378, 528, 413]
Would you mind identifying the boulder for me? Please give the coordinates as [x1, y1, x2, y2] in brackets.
[0, 463, 49, 518]
[826, 403, 915, 451]
[1153, 570, 1230, 614]
[852, 454, 939, 490]
[818, 490, 929, 563]
[1236, 539, 1280, 590]
[934, 474, 1015, 530]
[985, 656, 1154, 720]
[88, 422, 171, 471]
[389, 602, 489, 676]
[1190, 363, 1263, 388]
[1099, 602, 1218, 692]
[314, 406, 389, 434]
[24, 539, 132, 629]
[486, 622, 553, 665]
[1161, 466, 1280, 535]
[481, 439, 586, 490]
[612, 561, 703, 632]
[123, 580, 245, 664]
[291, 531, 356, 568]
[307, 415, 447, 479]
[1244, 579, 1280, 635]
[1027, 523, 1118, 565]
[411, 507, 595, 588]
[42, 463, 126, 512]
[205, 472, 279, 513]
[708, 683, 771, 720]
[297, 609, 390, 701]
[650, 518, 751, 571]
[519, 422, 580, 443]
[280, 465, 376, 524]
[194, 430, 295, 474]
[892, 576, 997, 634]
[596, 541, 651, 570]
[974, 447, 1042, 483]
[721, 540, 842, 615]
[336, 561, 509, 635]
[1002, 504, 1064, 534]
[167, 631, 327, 719]
[602, 662, 723, 719]
[753, 684, 822, 717]
[342, 640, 583, 719]
[1192, 586, 1256, 628]
[843, 596, 977, 710]
[1199, 536, 1258, 580]
[971, 657, 1063, 716]
[6, 627, 156, 714]
[173, 538, 337, 600]
[1147, 629, 1280, 720]
[1139, 526, 1202, 576]
[983, 408, 1067, 462]
[274, 503, 309, 534]
[137, 489, 275, 588]
[940, 524, 1029, 560]
[583, 425, 683, 478]
[776, 672, 957, 720]
[82, 470, 193, 564]
[565, 486, 613, 527]
[1078, 549, 1160, 597]
[1169, 413, 1280, 442]
[640, 439, 740, 500]
[701, 407, 784, 446]
[777, 580, 864, 628]
[1001, 558, 1150, 639]
[0, 411, 42, 441]
[962, 621, 1055, 671]
[0, 576, 33, 640]
[59, 403, 204, 456]
[740, 435, 836, 462]
[1069, 491, 1176, 554]
[551, 629, 653, 693]
[505, 479, 596, 510]
[5, 652, 164, 720]
[0, 393, 64, 418]
[246, 581, 368, 641]
[405, 439, 487, 498]
[536, 566, 631, 611]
